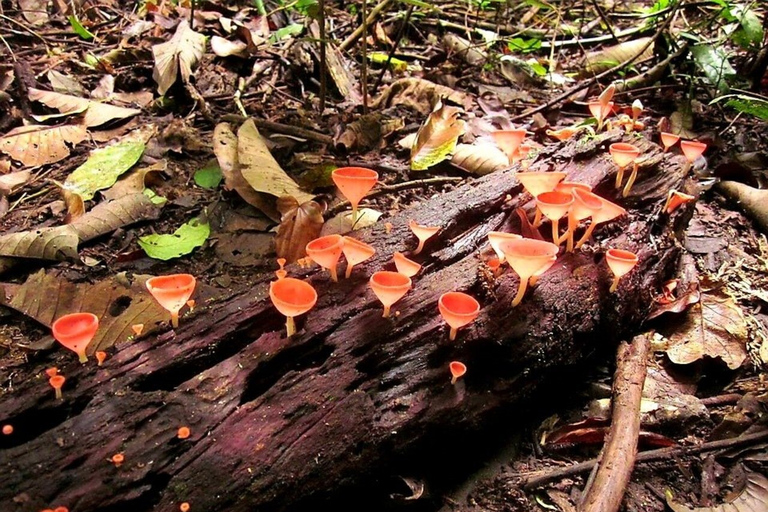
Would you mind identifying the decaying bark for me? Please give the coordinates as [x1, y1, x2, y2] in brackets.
[0, 130, 694, 512]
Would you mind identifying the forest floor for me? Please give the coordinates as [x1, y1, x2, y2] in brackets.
[1, 0, 767, 511]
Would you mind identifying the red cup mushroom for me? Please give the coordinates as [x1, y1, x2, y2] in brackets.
[49, 375, 65, 400]
[554, 181, 592, 195]
[516, 171, 567, 227]
[609, 142, 641, 194]
[660, 132, 679, 152]
[177, 426, 191, 439]
[588, 100, 614, 132]
[536, 191, 573, 246]
[449, 361, 467, 384]
[52, 313, 99, 363]
[2, 424, 13, 435]
[95, 351, 107, 366]
[408, 220, 440, 255]
[393, 251, 422, 278]
[575, 196, 627, 249]
[438, 292, 480, 341]
[664, 190, 695, 214]
[369, 271, 411, 318]
[499, 238, 559, 307]
[275, 258, 288, 280]
[605, 248, 639, 293]
[341, 236, 376, 278]
[490, 128, 527, 162]
[146, 274, 197, 328]
[331, 167, 378, 221]
[487, 231, 522, 263]
[565, 188, 604, 252]
[680, 140, 707, 172]
[306, 234, 345, 282]
[269, 277, 318, 337]
[111, 453, 124, 467]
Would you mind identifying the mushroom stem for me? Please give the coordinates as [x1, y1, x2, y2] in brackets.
[345, 264, 354, 279]
[565, 212, 577, 252]
[413, 240, 425, 255]
[350, 205, 359, 222]
[451, 375, 459, 385]
[610, 275, 621, 293]
[622, 162, 638, 197]
[575, 222, 597, 249]
[532, 207, 543, 228]
[171, 311, 180, 328]
[529, 275, 540, 287]
[55, 388, 62, 400]
[615, 166, 625, 189]
[551, 219, 560, 246]
[512, 278, 529, 307]
[449, 327, 458, 341]
[286, 316, 296, 337]
[382, 305, 391, 318]
[329, 267, 339, 282]
[77, 351, 88, 364]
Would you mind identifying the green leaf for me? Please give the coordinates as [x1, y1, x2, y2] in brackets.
[691, 44, 736, 94]
[194, 163, 223, 189]
[64, 140, 145, 200]
[143, 188, 167, 205]
[368, 52, 408, 71]
[507, 37, 542, 53]
[523, 0, 552, 9]
[68, 15, 95, 40]
[731, 5, 764, 49]
[725, 98, 768, 120]
[138, 217, 210, 260]
[270, 23, 303, 42]
[528, 61, 547, 76]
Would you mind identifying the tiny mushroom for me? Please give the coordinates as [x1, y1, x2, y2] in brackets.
[369, 271, 412, 318]
[660, 132, 680, 152]
[2, 424, 12, 435]
[438, 292, 480, 341]
[52, 312, 99, 363]
[393, 251, 422, 278]
[490, 128, 527, 162]
[605, 249, 639, 293]
[111, 453, 125, 467]
[341, 236, 376, 278]
[49, 375, 66, 400]
[180, 503, 191, 512]
[177, 426, 191, 439]
[546, 126, 582, 141]
[269, 277, 318, 337]
[408, 220, 440, 255]
[275, 258, 288, 280]
[609, 142, 641, 194]
[146, 274, 197, 328]
[132, 324, 144, 336]
[499, 238, 559, 307]
[517, 171, 567, 227]
[306, 234, 345, 282]
[535, 191, 574, 246]
[95, 351, 107, 366]
[45, 367, 58, 378]
[680, 140, 707, 170]
[664, 190, 695, 214]
[449, 361, 467, 385]
[564, 188, 603, 252]
[331, 167, 379, 221]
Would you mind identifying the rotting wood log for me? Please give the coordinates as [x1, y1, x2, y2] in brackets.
[0, 130, 694, 512]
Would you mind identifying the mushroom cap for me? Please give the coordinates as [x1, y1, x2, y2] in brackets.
[438, 292, 480, 330]
[449, 361, 467, 380]
[408, 220, 440, 242]
[146, 274, 197, 316]
[269, 278, 318, 318]
[490, 128, 527, 159]
[660, 132, 680, 149]
[49, 375, 66, 389]
[369, 271, 412, 308]
[571, 188, 604, 221]
[52, 313, 98, 358]
[609, 143, 641, 168]
[555, 181, 592, 195]
[588, 100, 614, 121]
[605, 249, 639, 278]
[591, 197, 626, 225]
[341, 236, 376, 266]
[517, 171, 567, 197]
[665, 190, 695, 214]
[331, 167, 378, 208]
[487, 231, 523, 262]
[500, 238, 559, 280]
[393, 251, 422, 277]
[536, 191, 574, 221]
[95, 351, 107, 363]
[306, 234, 344, 271]
[680, 140, 707, 163]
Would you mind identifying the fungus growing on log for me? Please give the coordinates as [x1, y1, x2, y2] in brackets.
[177, 427, 191, 439]
[306, 234, 344, 282]
[536, 191, 574, 245]
[180, 502, 191, 512]
[49, 375, 65, 400]
[341, 236, 376, 278]
[275, 258, 287, 280]
[588, 100, 614, 132]
[449, 361, 467, 384]
[146, 274, 197, 328]
[487, 231, 522, 262]
[565, 188, 603, 252]
[52, 313, 99, 363]
[45, 367, 58, 378]
[680, 140, 707, 172]
[609, 142, 641, 195]
[517, 171, 567, 227]
[499, 238, 559, 307]
[438, 291, 480, 341]
[95, 351, 107, 366]
[575, 196, 627, 249]
[664, 190, 695, 214]
[660, 132, 680, 152]
[2, 424, 12, 435]
[369, 271, 411, 318]
[408, 220, 440, 255]
[132, 324, 144, 336]
[393, 251, 421, 277]
[605, 249, 639, 293]
[331, 167, 378, 220]
[490, 128, 527, 161]
[269, 278, 318, 337]
[555, 181, 591, 195]
[110, 453, 124, 467]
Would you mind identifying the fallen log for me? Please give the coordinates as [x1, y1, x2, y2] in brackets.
[0, 130, 693, 512]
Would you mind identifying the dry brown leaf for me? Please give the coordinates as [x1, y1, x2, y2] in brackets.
[68, 192, 162, 242]
[372, 77, 473, 115]
[210, 36, 248, 57]
[583, 37, 654, 75]
[336, 114, 404, 152]
[102, 161, 166, 201]
[308, 22, 363, 105]
[19, 0, 49, 25]
[152, 19, 206, 96]
[667, 471, 768, 512]
[411, 100, 465, 171]
[47, 70, 86, 96]
[62, 188, 85, 221]
[0, 123, 87, 167]
[0, 170, 32, 195]
[275, 197, 324, 263]
[213, 122, 280, 221]
[443, 33, 486, 66]
[665, 290, 749, 370]
[0, 225, 79, 261]
[29, 88, 141, 127]
[451, 143, 508, 175]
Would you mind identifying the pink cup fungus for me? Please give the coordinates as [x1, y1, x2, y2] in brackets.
[605, 248, 639, 293]
[269, 277, 318, 337]
[565, 188, 604, 252]
[499, 238, 559, 307]
[438, 291, 480, 341]
[45, 367, 58, 378]
[177, 426, 191, 439]
[660, 132, 680, 152]
[146, 274, 197, 328]
[341, 236, 376, 278]
[369, 271, 412, 318]
[664, 190, 695, 214]
[393, 251, 422, 278]
[546, 126, 581, 141]
[449, 361, 467, 384]
[487, 231, 522, 262]
[575, 196, 627, 249]
[275, 258, 287, 280]
[2, 424, 13, 435]
[95, 351, 107, 366]
[52, 313, 99, 363]
[680, 140, 707, 167]
[588, 100, 614, 132]
[554, 181, 592, 195]
[609, 143, 641, 196]
[111, 453, 124, 467]
[49, 375, 65, 400]
[517, 171, 567, 227]
[306, 234, 345, 282]
[536, 191, 573, 246]
[331, 167, 378, 220]
[408, 220, 440, 255]
[491, 128, 527, 161]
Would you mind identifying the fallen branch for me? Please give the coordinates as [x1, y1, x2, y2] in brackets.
[339, 0, 394, 52]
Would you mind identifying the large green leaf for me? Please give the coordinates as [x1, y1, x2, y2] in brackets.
[64, 139, 145, 200]
[731, 5, 763, 49]
[138, 217, 210, 260]
[726, 98, 768, 120]
[691, 44, 736, 94]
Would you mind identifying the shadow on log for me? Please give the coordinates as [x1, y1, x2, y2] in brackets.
[0, 130, 695, 512]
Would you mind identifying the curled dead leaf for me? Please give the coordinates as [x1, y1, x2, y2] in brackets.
[451, 143, 508, 175]
[411, 100, 465, 171]
[275, 198, 324, 263]
[28, 88, 140, 127]
[0, 123, 87, 167]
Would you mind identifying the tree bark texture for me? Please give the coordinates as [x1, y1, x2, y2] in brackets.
[0, 130, 693, 512]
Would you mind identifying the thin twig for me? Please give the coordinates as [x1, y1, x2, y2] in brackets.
[318, 0, 327, 110]
[371, 4, 414, 95]
[339, 0, 394, 52]
[361, 0, 368, 114]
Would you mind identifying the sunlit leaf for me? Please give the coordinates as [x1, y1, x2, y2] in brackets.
[64, 137, 146, 200]
[29, 88, 141, 127]
[0, 124, 87, 167]
[410, 100, 465, 171]
[691, 44, 736, 94]
[68, 14, 95, 40]
[152, 20, 206, 96]
[138, 216, 210, 260]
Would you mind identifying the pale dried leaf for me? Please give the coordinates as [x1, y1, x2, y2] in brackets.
[411, 101, 465, 171]
[91, 75, 115, 100]
[451, 142, 508, 175]
[443, 33, 486, 66]
[321, 208, 382, 236]
[47, 70, 86, 96]
[372, 77, 472, 115]
[0, 225, 79, 260]
[29, 88, 140, 127]
[19, 0, 49, 25]
[152, 19, 206, 96]
[583, 38, 654, 75]
[0, 170, 32, 195]
[667, 471, 768, 512]
[665, 291, 749, 370]
[68, 192, 161, 242]
[62, 188, 85, 221]
[210, 36, 248, 57]
[0, 123, 87, 167]
[102, 161, 166, 201]
[213, 122, 280, 221]
[275, 199, 324, 263]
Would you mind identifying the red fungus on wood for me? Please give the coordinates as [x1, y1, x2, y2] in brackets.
[306, 234, 344, 282]
[2, 424, 12, 435]
[341, 236, 376, 278]
[449, 361, 467, 384]
[664, 190, 695, 214]
[49, 375, 65, 400]
[177, 427, 191, 439]
[438, 292, 480, 341]
[369, 271, 412, 318]
[52, 313, 99, 363]
[110, 453, 125, 467]
[408, 220, 440, 255]
[95, 351, 107, 366]
[269, 278, 318, 337]
[605, 249, 639, 293]
[331, 167, 378, 220]
[499, 238, 559, 307]
[490, 128, 526, 161]
[146, 274, 197, 328]
[393, 251, 421, 278]
[660, 132, 680, 152]
[535, 191, 574, 246]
